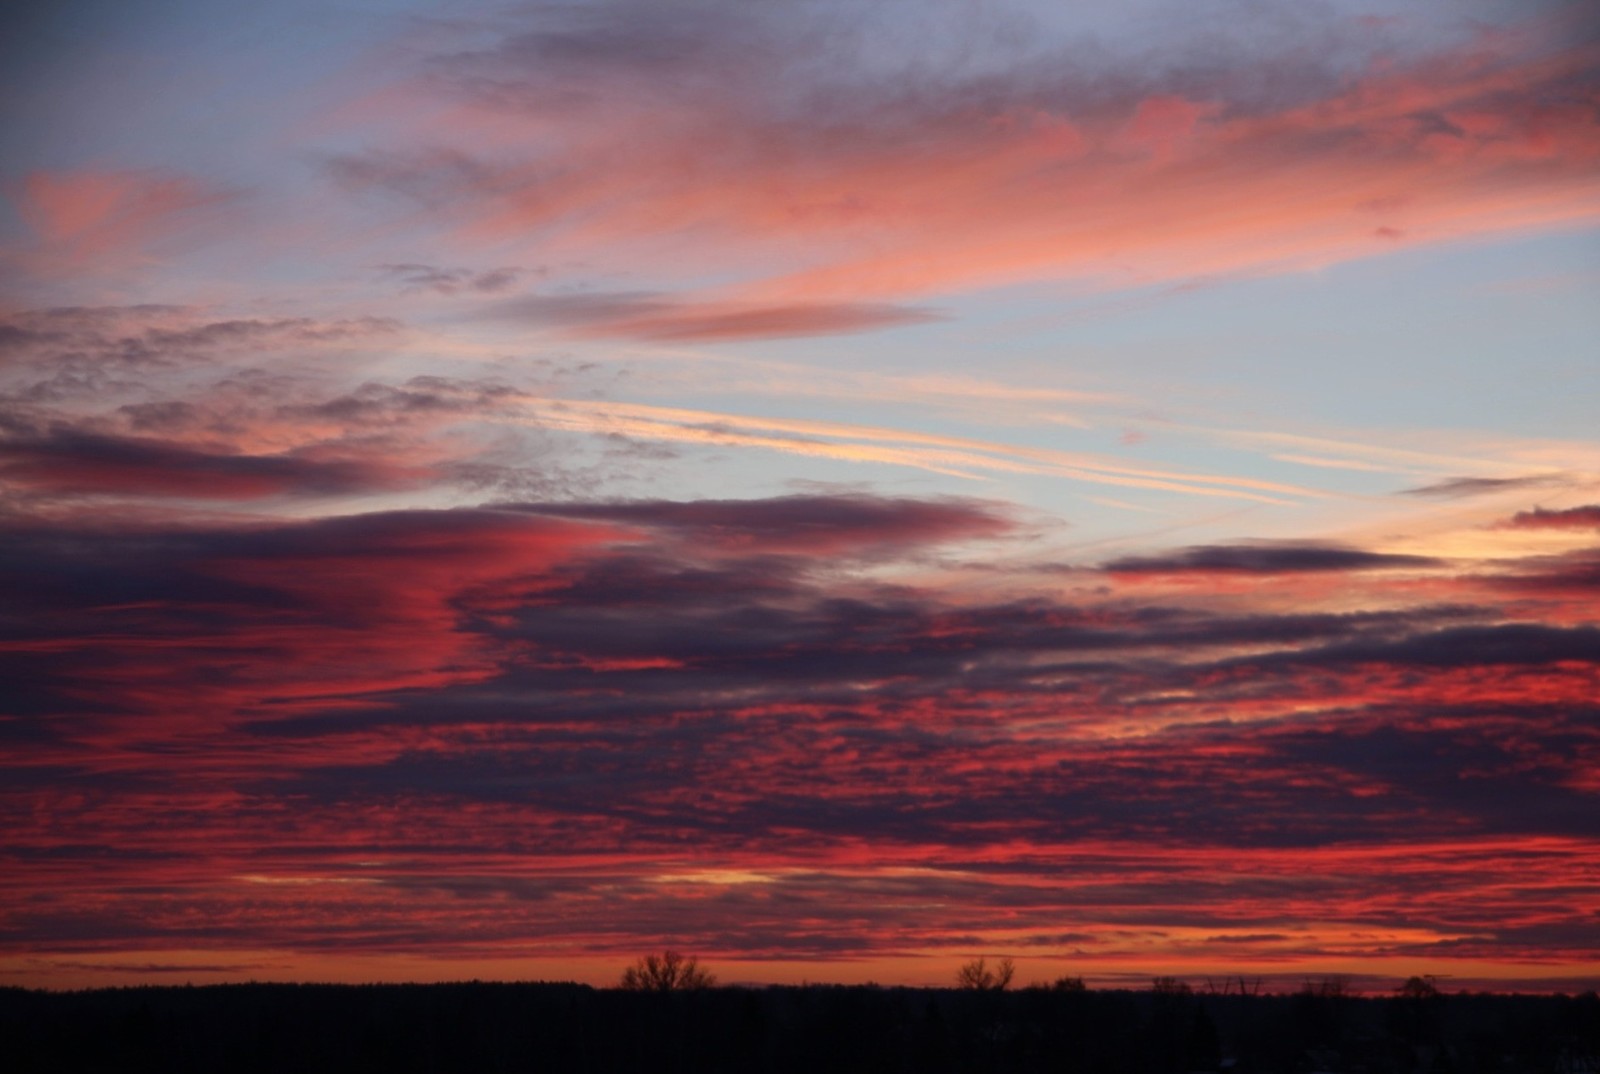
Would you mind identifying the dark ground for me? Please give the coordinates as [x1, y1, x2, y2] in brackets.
[2, 980, 1597, 1073]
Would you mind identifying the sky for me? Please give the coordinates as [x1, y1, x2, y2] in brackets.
[1, 0, 1598, 993]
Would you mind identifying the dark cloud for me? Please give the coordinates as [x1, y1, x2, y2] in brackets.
[427, 0, 1407, 128]
[321, 148, 494, 207]
[0, 306, 402, 404]
[3, 489, 1597, 970]
[510, 493, 1012, 555]
[476, 291, 663, 327]
[117, 400, 203, 433]
[1497, 504, 1600, 530]
[1255, 705, 1600, 837]
[1103, 542, 1439, 574]
[0, 426, 426, 500]
[1494, 547, 1600, 593]
[0, 312, 628, 506]
[278, 376, 526, 427]
[240, 586, 1488, 743]
[376, 263, 524, 295]
[33, 960, 267, 975]
[1402, 474, 1571, 499]
[427, 1, 792, 111]
[1236, 622, 1600, 671]
[0, 306, 399, 364]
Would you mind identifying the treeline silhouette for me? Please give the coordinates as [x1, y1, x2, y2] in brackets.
[2, 979, 1597, 1073]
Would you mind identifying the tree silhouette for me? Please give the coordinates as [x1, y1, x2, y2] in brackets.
[619, 951, 716, 991]
[956, 957, 1015, 991]
[1151, 976, 1192, 996]
[1398, 974, 1440, 999]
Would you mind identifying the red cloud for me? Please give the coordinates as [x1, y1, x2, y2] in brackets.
[2, 494, 1597, 985]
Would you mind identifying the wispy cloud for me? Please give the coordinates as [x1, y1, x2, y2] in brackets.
[313, 2, 1600, 317]
[1103, 542, 1439, 575]
[519, 397, 1325, 502]
[1404, 474, 1574, 499]
[13, 169, 238, 275]
[478, 293, 944, 341]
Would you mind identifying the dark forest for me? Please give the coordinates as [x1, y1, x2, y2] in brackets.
[4, 980, 1597, 1073]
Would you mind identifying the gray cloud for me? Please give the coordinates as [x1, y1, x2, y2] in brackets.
[1103, 542, 1439, 574]
[1402, 474, 1571, 499]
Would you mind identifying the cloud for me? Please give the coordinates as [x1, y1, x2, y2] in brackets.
[0, 306, 402, 406]
[574, 301, 944, 343]
[377, 263, 524, 295]
[0, 507, 633, 734]
[509, 494, 1012, 556]
[31, 960, 267, 975]
[14, 169, 236, 271]
[1103, 542, 1439, 575]
[3, 489, 1598, 972]
[4, 1, 1598, 987]
[0, 427, 430, 500]
[514, 396, 1320, 501]
[1492, 547, 1600, 595]
[322, 3, 1600, 308]
[0, 305, 638, 506]
[1497, 504, 1600, 530]
[1223, 622, 1600, 671]
[477, 293, 943, 341]
[1402, 474, 1571, 499]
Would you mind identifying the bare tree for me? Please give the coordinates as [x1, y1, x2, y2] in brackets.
[1151, 976, 1192, 996]
[619, 951, 716, 991]
[1306, 976, 1348, 999]
[956, 957, 1015, 991]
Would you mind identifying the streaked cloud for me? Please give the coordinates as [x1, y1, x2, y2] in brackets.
[2, 0, 1595, 991]
[1404, 474, 1575, 499]
[478, 293, 944, 341]
[13, 169, 237, 274]
[1103, 542, 1439, 575]
[312, 1, 1600, 317]
[2, 490, 1596, 979]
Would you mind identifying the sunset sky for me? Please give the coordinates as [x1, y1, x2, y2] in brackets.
[2, 0, 1598, 993]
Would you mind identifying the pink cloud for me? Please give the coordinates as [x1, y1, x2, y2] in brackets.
[322, 22, 1600, 317]
[14, 169, 233, 270]
[1117, 95, 1218, 160]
